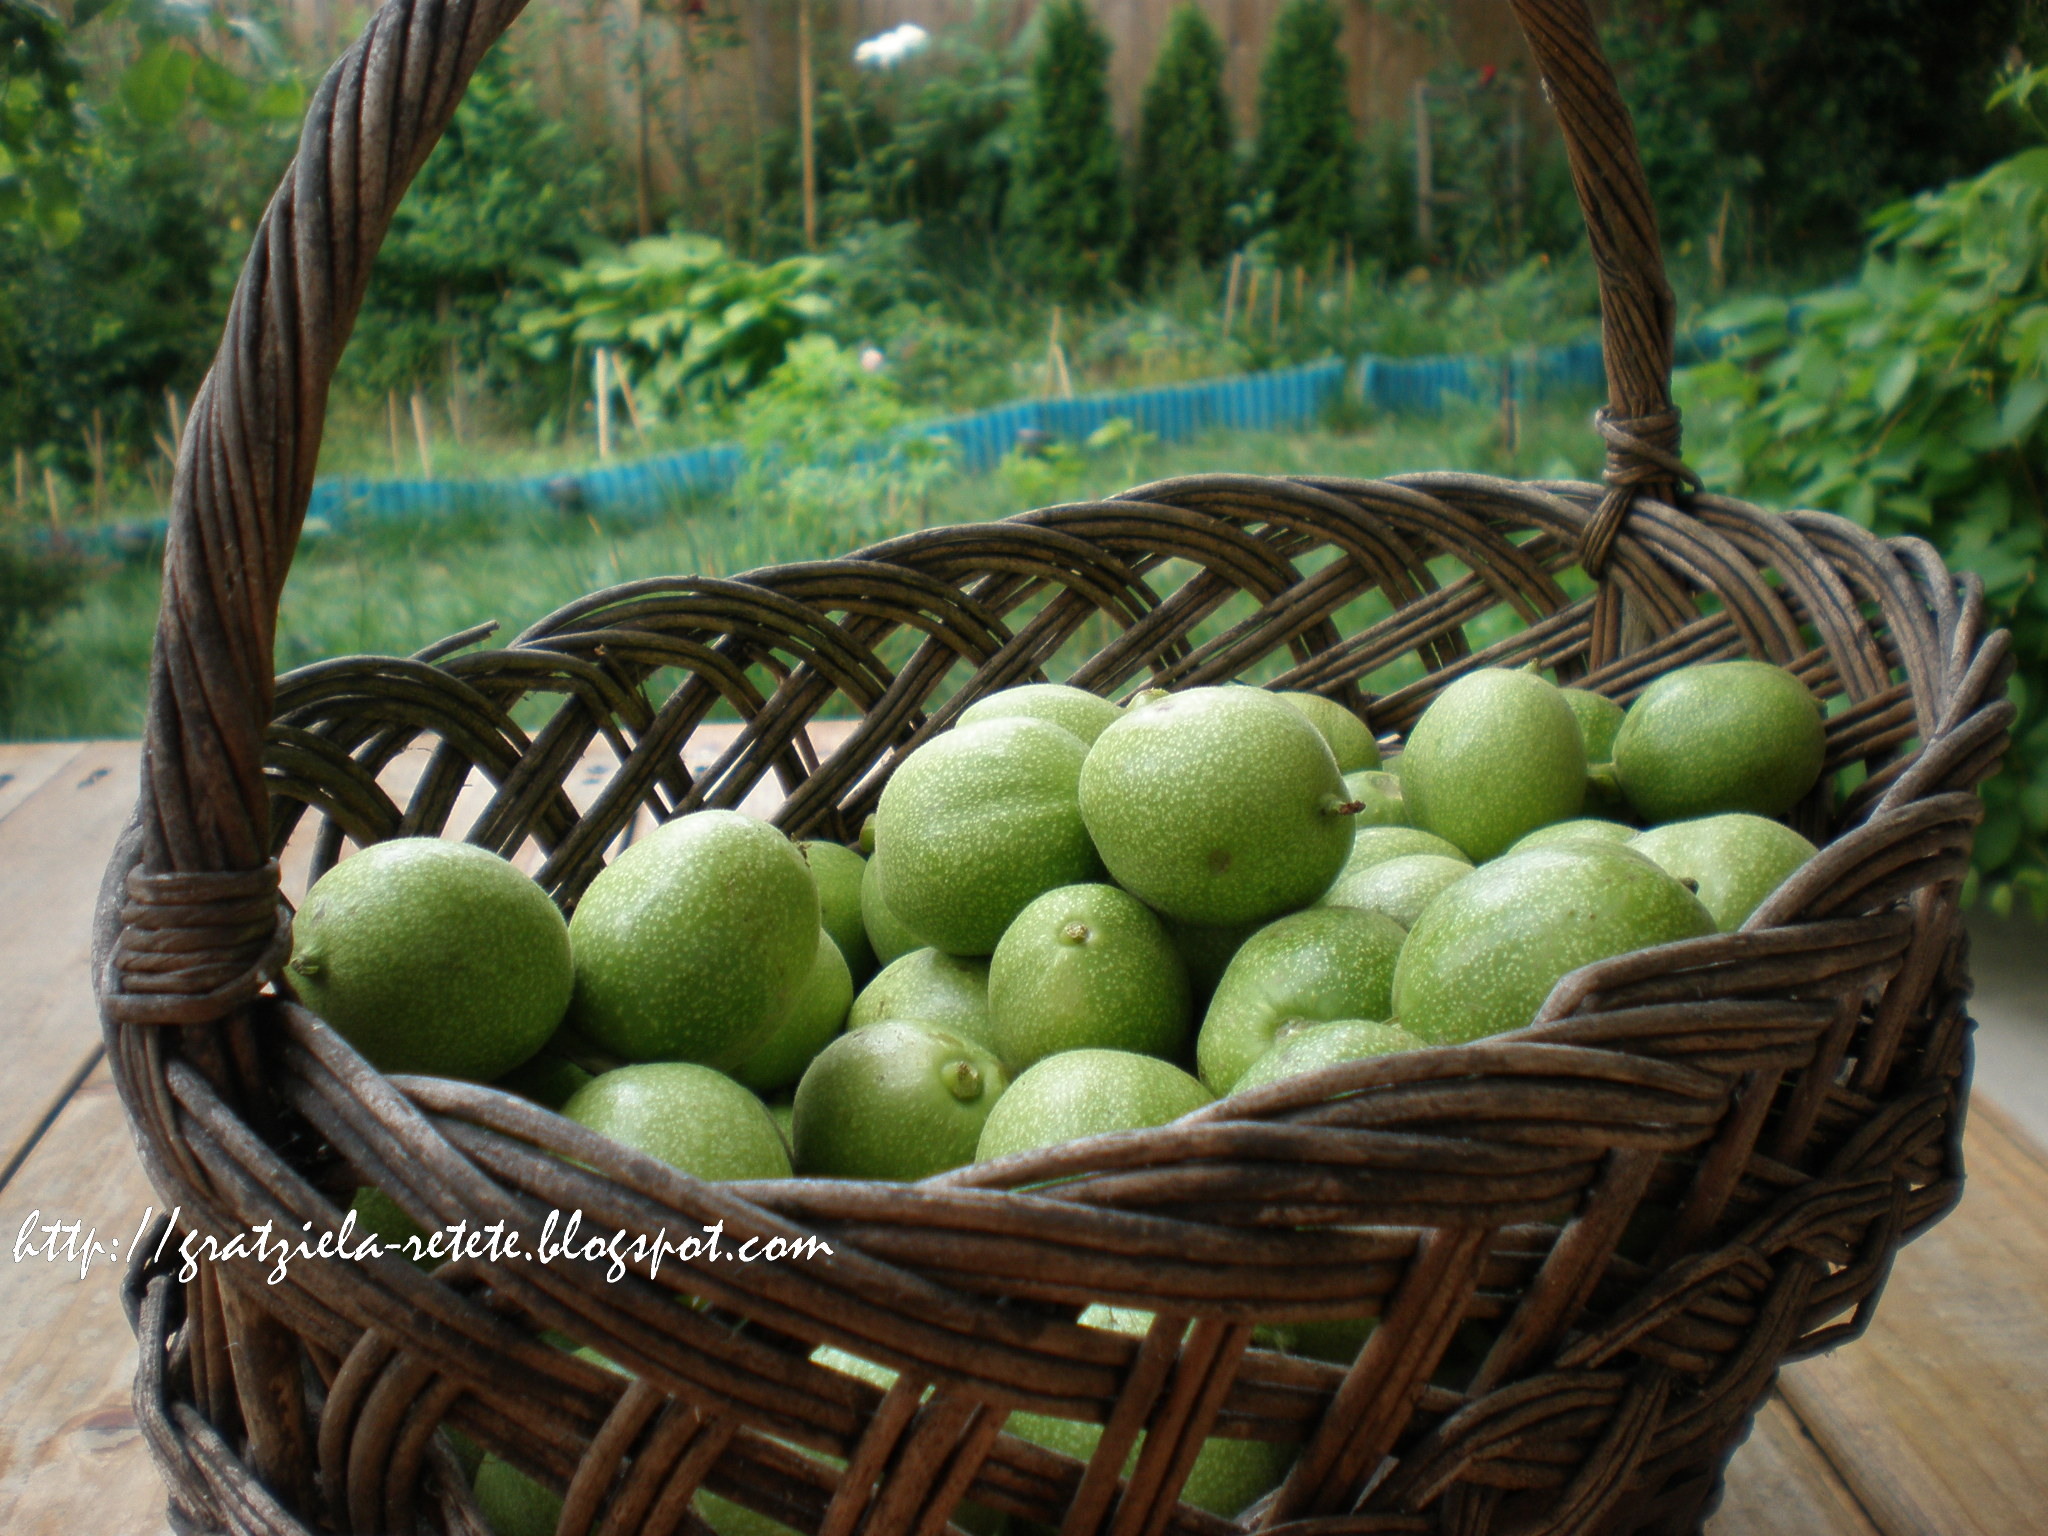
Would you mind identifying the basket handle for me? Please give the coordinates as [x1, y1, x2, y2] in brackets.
[111, 0, 1678, 1009]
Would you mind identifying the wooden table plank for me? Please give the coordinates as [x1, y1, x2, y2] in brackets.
[0, 1060, 172, 1534]
[0, 742, 88, 828]
[1707, 1396, 1880, 1535]
[1775, 1096, 2048, 1536]
[0, 741, 141, 1192]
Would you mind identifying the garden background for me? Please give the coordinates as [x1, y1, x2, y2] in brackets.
[6, 0, 2048, 910]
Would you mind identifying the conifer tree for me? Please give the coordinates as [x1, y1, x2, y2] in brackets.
[1010, 0, 1125, 296]
[1253, 0, 1358, 263]
[1128, 5, 1234, 284]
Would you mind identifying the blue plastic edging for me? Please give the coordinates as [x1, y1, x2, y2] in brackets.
[73, 329, 1739, 558]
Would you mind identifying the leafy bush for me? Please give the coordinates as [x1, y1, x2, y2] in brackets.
[1253, 0, 1356, 265]
[1679, 84, 2048, 910]
[515, 236, 834, 416]
[1, 0, 88, 238]
[1128, 5, 1232, 285]
[1008, 0, 1124, 298]
[342, 49, 612, 400]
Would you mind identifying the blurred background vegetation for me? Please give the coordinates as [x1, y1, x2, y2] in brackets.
[5, 0, 2048, 906]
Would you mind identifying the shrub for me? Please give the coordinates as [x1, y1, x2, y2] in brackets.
[1128, 5, 1233, 284]
[0, 532, 84, 714]
[514, 235, 835, 415]
[1680, 77, 2048, 910]
[1253, 0, 1356, 265]
[343, 49, 613, 400]
[1008, 0, 1124, 298]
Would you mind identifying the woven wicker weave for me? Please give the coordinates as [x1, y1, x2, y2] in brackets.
[96, 1, 2013, 1533]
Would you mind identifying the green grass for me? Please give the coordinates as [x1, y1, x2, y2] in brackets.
[2, 394, 1605, 742]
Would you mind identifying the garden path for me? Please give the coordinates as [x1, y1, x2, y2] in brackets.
[0, 736, 2042, 1535]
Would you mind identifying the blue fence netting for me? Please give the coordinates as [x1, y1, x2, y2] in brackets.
[74, 328, 1735, 559]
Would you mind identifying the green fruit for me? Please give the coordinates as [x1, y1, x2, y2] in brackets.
[805, 1348, 1008, 1536]
[1560, 687, 1625, 762]
[348, 1185, 434, 1267]
[1584, 762, 1630, 820]
[799, 840, 876, 984]
[1079, 686, 1355, 926]
[563, 1063, 792, 1180]
[1235, 1019, 1424, 1094]
[849, 948, 993, 1046]
[1277, 691, 1381, 772]
[569, 811, 818, 1069]
[1158, 914, 1261, 1009]
[1629, 814, 1819, 931]
[1197, 907, 1406, 1094]
[1007, 1307, 1295, 1518]
[473, 1455, 561, 1536]
[732, 931, 854, 1093]
[986, 885, 1190, 1070]
[875, 717, 1101, 955]
[861, 855, 923, 968]
[1318, 853, 1470, 929]
[1614, 662, 1827, 820]
[1341, 769, 1407, 828]
[1393, 843, 1715, 1045]
[1402, 669, 1587, 861]
[959, 682, 1123, 745]
[285, 838, 571, 1081]
[976, 1049, 1212, 1160]
[1333, 825, 1469, 879]
[1508, 818, 1637, 854]
[696, 1491, 804, 1536]
[494, 1047, 593, 1109]
[792, 1021, 1009, 1180]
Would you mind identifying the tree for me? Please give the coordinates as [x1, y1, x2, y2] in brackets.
[1253, 0, 1357, 264]
[1128, 4, 1233, 284]
[1605, 0, 2035, 262]
[1009, 0, 1124, 297]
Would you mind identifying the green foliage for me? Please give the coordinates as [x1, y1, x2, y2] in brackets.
[0, 530, 83, 712]
[1, 0, 86, 238]
[1128, 5, 1232, 285]
[342, 50, 609, 398]
[1009, 0, 1124, 297]
[1253, 0, 1356, 265]
[1679, 103, 2048, 908]
[515, 235, 834, 415]
[1606, 0, 2033, 263]
[820, 36, 1023, 278]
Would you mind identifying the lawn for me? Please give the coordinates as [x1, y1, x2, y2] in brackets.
[3, 393, 1605, 741]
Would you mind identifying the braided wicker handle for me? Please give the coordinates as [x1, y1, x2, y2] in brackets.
[117, 0, 1675, 955]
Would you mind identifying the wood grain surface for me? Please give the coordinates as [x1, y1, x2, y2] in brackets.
[0, 741, 139, 1188]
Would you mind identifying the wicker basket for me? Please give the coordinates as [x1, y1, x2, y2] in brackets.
[96, 0, 2013, 1532]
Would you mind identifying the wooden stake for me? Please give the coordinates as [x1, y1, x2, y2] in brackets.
[1294, 265, 1306, 320]
[387, 392, 404, 474]
[165, 388, 184, 455]
[1708, 186, 1733, 294]
[629, 0, 653, 237]
[615, 361, 647, 434]
[85, 409, 107, 515]
[409, 391, 434, 476]
[1245, 267, 1261, 334]
[1413, 80, 1434, 255]
[1221, 253, 1244, 340]
[798, 0, 817, 250]
[154, 432, 178, 469]
[447, 340, 467, 444]
[594, 349, 614, 459]
[43, 466, 63, 542]
[1044, 308, 1064, 398]
[1270, 269, 1282, 338]
[13, 447, 26, 517]
[1345, 249, 1357, 315]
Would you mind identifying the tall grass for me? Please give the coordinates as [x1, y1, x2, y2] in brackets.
[3, 394, 1604, 741]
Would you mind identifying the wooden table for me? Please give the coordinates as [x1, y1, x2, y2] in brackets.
[3, 738, 2044, 1534]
